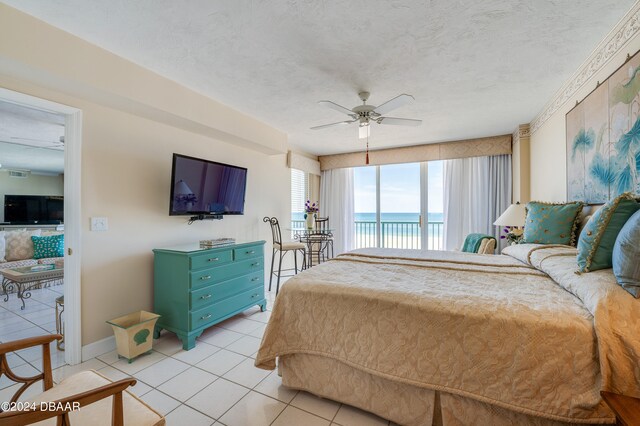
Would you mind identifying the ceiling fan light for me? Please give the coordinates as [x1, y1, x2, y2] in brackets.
[359, 125, 370, 139]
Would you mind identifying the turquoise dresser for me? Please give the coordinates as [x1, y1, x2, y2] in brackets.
[152, 241, 266, 350]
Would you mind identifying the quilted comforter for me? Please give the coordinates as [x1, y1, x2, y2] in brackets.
[255, 245, 640, 424]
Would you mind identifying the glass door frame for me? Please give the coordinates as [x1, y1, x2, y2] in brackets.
[367, 162, 431, 248]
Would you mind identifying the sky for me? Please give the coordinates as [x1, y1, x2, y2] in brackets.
[354, 161, 444, 213]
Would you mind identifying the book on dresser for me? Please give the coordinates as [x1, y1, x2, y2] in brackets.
[152, 240, 266, 350]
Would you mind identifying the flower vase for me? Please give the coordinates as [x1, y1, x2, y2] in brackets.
[305, 213, 315, 229]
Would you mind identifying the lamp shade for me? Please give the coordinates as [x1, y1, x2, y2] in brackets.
[494, 203, 526, 227]
[174, 179, 194, 195]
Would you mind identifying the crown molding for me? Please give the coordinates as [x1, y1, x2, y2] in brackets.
[530, 2, 640, 134]
[512, 124, 531, 143]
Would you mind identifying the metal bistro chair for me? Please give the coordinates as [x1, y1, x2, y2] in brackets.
[313, 217, 334, 262]
[263, 217, 307, 295]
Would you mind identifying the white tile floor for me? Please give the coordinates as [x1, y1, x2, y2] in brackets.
[0, 286, 394, 426]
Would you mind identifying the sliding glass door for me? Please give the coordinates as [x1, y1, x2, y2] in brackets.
[354, 166, 378, 248]
[425, 161, 444, 250]
[380, 163, 421, 249]
[354, 161, 444, 250]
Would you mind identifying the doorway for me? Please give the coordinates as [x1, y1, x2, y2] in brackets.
[0, 88, 82, 365]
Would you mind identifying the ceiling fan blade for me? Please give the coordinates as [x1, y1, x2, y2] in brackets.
[310, 120, 355, 130]
[372, 94, 415, 115]
[359, 125, 370, 139]
[376, 117, 422, 126]
[318, 101, 356, 117]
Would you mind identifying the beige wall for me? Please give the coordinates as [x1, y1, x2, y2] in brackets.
[0, 5, 290, 346]
[511, 125, 530, 203]
[0, 172, 64, 222]
[530, 24, 640, 201]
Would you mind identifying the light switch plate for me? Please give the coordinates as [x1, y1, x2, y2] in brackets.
[90, 217, 108, 231]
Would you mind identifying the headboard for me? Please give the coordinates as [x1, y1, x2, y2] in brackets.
[576, 204, 604, 239]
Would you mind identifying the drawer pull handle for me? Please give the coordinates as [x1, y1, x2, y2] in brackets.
[200, 275, 212, 280]
[200, 314, 212, 320]
[251, 293, 259, 298]
[208, 257, 219, 262]
[251, 262, 260, 267]
[246, 250, 255, 254]
[200, 294, 212, 300]
[251, 277, 260, 282]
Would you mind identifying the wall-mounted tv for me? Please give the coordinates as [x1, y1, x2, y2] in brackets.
[169, 153, 247, 216]
[4, 195, 64, 224]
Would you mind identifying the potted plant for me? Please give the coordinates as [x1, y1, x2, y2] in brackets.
[304, 200, 319, 229]
[500, 226, 524, 245]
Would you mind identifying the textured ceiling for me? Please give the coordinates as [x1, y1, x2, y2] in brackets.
[0, 101, 65, 173]
[1, 0, 635, 155]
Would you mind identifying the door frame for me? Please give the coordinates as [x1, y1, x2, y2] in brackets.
[0, 88, 83, 365]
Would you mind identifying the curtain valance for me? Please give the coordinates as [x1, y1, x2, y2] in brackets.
[319, 134, 512, 170]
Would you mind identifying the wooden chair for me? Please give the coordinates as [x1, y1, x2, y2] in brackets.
[0, 334, 164, 426]
[263, 217, 306, 295]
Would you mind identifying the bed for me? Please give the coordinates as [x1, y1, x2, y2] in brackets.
[254, 245, 640, 426]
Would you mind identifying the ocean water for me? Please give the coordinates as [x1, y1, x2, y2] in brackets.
[292, 212, 444, 222]
[291, 212, 444, 249]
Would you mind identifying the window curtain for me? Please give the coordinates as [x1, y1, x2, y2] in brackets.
[443, 155, 512, 252]
[319, 168, 355, 255]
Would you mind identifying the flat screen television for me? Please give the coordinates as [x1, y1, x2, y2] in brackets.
[169, 153, 247, 216]
[4, 195, 64, 224]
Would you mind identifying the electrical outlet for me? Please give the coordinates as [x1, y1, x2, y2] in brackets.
[90, 217, 108, 231]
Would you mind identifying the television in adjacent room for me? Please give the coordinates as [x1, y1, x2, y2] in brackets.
[4, 195, 64, 224]
[169, 153, 248, 216]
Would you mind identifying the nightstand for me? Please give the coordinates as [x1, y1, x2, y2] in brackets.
[601, 391, 640, 426]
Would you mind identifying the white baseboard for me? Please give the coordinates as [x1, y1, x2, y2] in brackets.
[82, 335, 116, 361]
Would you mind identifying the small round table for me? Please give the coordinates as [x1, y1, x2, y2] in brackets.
[55, 295, 65, 351]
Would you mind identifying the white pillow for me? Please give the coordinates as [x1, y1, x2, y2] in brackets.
[5, 229, 42, 261]
[42, 230, 64, 236]
[0, 231, 5, 262]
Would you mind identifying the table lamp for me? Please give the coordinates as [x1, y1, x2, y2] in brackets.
[494, 202, 526, 244]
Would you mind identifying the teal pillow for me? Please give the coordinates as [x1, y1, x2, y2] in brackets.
[31, 235, 64, 259]
[523, 201, 583, 245]
[612, 210, 640, 297]
[577, 193, 640, 272]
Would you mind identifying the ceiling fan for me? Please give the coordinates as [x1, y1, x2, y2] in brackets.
[311, 91, 421, 139]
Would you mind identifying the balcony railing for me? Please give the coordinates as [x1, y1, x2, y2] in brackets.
[291, 220, 444, 251]
[292, 219, 305, 228]
[354, 221, 443, 250]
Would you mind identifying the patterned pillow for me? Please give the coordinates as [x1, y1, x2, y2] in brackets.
[523, 201, 584, 245]
[5, 229, 42, 261]
[0, 231, 5, 262]
[612, 210, 640, 297]
[577, 193, 640, 272]
[31, 234, 65, 259]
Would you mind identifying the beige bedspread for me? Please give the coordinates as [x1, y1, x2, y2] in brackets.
[255, 246, 640, 423]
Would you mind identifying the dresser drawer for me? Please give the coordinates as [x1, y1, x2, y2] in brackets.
[189, 257, 264, 289]
[190, 271, 263, 310]
[190, 287, 264, 329]
[190, 250, 233, 270]
[234, 245, 263, 261]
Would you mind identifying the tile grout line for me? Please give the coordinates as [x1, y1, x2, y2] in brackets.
[3, 289, 392, 425]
